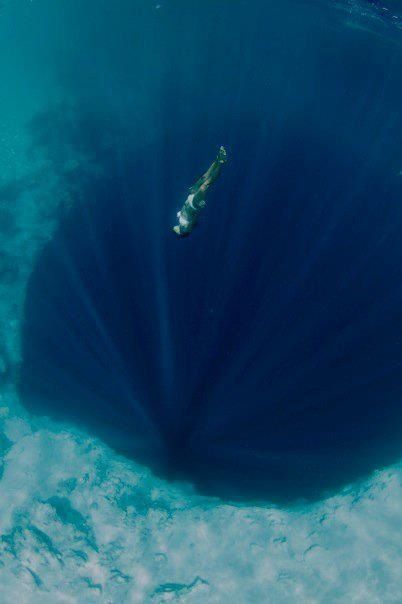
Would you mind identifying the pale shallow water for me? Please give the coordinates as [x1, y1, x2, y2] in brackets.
[2, 391, 402, 602]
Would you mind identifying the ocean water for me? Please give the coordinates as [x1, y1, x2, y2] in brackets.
[1, 0, 402, 601]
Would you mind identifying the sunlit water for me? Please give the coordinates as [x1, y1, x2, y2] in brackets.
[1, 0, 402, 601]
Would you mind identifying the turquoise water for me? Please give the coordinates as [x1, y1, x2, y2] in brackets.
[1, 0, 402, 601]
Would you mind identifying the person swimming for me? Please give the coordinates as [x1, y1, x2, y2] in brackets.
[173, 146, 227, 237]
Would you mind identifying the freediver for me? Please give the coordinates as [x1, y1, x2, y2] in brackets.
[173, 146, 227, 237]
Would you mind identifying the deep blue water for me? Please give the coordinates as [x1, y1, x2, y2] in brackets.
[17, 0, 402, 503]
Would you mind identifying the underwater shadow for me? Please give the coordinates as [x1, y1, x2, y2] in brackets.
[19, 104, 402, 505]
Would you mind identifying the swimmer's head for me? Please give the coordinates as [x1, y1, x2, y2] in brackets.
[172, 225, 190, 238]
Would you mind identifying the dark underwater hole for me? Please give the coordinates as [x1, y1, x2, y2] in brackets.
[18, 105, 402, 504]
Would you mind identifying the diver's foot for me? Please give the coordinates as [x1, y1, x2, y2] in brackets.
[218, 146, 227, 163]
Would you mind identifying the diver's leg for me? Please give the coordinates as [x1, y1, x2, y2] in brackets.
[202, 146, 227, 184]
[189, 147, 227, 193]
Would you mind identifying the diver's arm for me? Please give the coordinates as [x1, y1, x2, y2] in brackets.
[191, 189, 207, 210]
